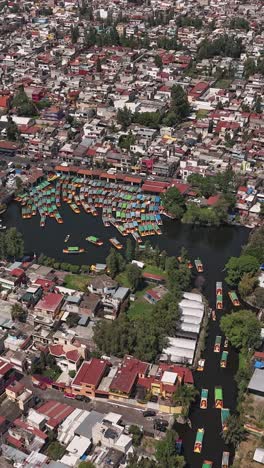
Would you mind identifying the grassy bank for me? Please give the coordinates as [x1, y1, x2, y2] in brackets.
[64, 274, 91, 291]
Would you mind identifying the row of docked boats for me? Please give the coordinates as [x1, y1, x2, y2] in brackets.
[216, 282, 240, 310]
[200, 387, 229, 412]
[196, 331, 230, 466]
[16, 174, 166, 241]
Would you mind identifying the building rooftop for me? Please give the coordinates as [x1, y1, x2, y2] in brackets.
[72, 358, 110, 388]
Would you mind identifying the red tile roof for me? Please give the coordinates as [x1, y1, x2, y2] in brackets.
[11, 268, 24, 277]
[35, 292, 63, 312]
[142, 272, 164, 281]
[49, 344, 81, 363]
[206, 194, 221, 206]
[110, 356, 149, 395]
[0, 95, 10, 108]
[37, 400, 74, 428]
[72, 358, 110, 388]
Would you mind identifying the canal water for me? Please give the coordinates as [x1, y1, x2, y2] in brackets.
[4, 203, 250, 468]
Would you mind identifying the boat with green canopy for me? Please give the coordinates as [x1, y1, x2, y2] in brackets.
[63, 246, 84, 254]
[220, 351, 228, 368]
[193, 428, 204, 453]
[215, 386, 223, 409]
[214, 335, 221, 353]
[202, 461, 213, 468]
[85, 236, 103, 246]
[216, 281, 223, 309]
[221, 408, 230, 431]
[228, 291, 240, 306]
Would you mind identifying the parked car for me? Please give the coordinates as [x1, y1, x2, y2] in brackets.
[64, 392, 75, 399]
[75, 395, 90, 403]
[143, 410, 156, 418]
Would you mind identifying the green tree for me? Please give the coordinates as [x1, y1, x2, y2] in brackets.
[66, 313, 80, 328]
[222, 415, 246, 447]
[238, 273, 258, 298]
[71, 25, 79, 43]
[225, 255, 259, 286]
[128, 425, 143, 446]
[15, 176, 23, 191]
[159, 250, 167, 270]
[244, 58, 256, 78]
[6, 116, 19, 141]
[155, 430, 185, 468]
[254, 288, 264, 308]
[13, 85, 37, 117]
[117, 106, 132, 130]
[161, 187, 186, 219]
[11, 303, 26, 322]
[229, 17, 249, 31]
[154, 55, 163, 68]
[166, 84, 190, 125]
[242, 226, 264, 263]
[106, 248, 119, 278]
[5, 227, 24, 258]
[125, 238, 134, 262]
[126, 264, 142, 292]
[78, 462, 96, 468]
[96, 58, 102, 73]
[173, 384, 198, 416]
[47, 441, 66, 461]
[220, 310, 261, 350]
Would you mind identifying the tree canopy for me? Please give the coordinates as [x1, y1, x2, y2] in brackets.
[0, 227, 24, 259]
[225, 255, 259, 286]
[126, 264, 142, 292]
[198, 35, 243, 60]
[155, 430, 185, 468]
[220, 310, 261, 350]
[161, 187, 186, 219]
[222, 415, 246, 447]
[12, 85, 37, 117]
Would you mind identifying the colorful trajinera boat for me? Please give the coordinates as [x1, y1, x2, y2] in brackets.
[216, 282, 223, 310]
[85, 236, 103, 246]
[63, 246, 84, 254]
[221, 408, 230, 431]
[195, 258, 203, 273]
[222, 451, 230, 468]
[228, 291, 240, 306]
[202, 461, 213, 468]
[214, 336, 222, 353]
[220, 351, 228, 368]
[200, 389, 208, 409]
[109, 238, 123, 250]
[197, 359, 205, 371]
[215, 386, 223, 409]
[194, 428, 204, 453]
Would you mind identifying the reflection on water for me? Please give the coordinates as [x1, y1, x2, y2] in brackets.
[4, 203, 250, 467]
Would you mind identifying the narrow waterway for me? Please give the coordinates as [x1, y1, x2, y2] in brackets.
[4, 203, 250, 467]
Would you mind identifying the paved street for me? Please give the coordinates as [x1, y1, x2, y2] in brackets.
[21, 375, 172, 434]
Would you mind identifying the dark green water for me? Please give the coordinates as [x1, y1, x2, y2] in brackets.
[4, 202, 250, 468]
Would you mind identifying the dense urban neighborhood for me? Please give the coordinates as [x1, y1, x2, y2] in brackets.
[0, 0, 263, 467]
